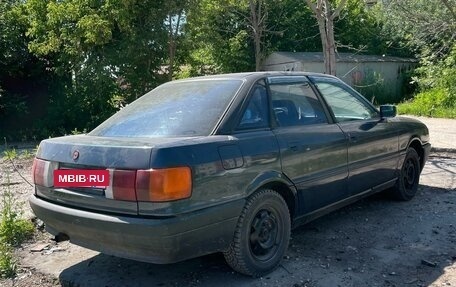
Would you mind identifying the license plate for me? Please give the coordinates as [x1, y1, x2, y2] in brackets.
[54, 169, 110, 188]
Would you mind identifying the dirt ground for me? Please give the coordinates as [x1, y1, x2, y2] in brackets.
[0, 146, 455, 287]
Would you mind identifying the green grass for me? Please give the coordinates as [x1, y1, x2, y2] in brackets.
[398, 102, 456, 118]
[397, 89, 456, 119]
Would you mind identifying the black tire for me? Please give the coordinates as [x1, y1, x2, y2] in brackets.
[392, 148, 421, 201]
[223, 189, 291, 277]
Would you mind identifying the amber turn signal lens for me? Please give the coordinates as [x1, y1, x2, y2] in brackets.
[136, 167, 192, 202]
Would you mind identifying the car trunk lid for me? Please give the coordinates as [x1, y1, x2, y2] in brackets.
[33, 135, 188, 215]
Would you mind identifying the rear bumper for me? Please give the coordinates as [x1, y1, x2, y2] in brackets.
[29, 195, 243, 264]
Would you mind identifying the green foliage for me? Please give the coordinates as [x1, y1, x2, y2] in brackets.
[8, 0, 188, 139]
[0, 167, 34, 278]
[0, 242, 15, 279]
[381, 0, 455, 60]
[2, 149, 17, 161]
[20, 149, 35, 159]
[70, 128, 87, 135]
[398, 46, 456, 118]
[398, 90, 456, 119]
[266, 0, 320, 53]
[3, 0, 454, 140]
[0, 184, 34, 246]
[185, 0, 255, 74]
[336, 0, 412, 56]
[381, 1, 456, 118]
[0, 0, 52, 141]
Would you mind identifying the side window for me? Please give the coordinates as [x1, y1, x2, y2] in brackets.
[269, 80, 328, 127]
[315, 81, 378, 122]
[238, 81, 269, 130]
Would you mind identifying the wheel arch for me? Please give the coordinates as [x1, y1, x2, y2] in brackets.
[407, 137, 425, 171]
[245, 171, 298, 220]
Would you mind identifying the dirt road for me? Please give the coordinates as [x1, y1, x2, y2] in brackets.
[0, 117, 455, 287]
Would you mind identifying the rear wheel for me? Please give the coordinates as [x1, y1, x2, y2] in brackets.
[392, 148, 421, 201]
[223, 189, 291, 277]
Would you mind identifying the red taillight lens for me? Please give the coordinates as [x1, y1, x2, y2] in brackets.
[136, 167, 192, 202]
[32, 158, 54, 187]
[111, 170, 137, 201]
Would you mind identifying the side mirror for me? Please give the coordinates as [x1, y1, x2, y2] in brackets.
[380, 105, 397, 119]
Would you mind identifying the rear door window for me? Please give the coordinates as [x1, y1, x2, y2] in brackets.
[268, 77, 328, 127]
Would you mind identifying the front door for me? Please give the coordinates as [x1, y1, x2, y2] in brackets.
[311, 76, 399, 195]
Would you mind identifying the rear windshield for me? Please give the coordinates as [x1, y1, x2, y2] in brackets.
[90, 79, 242, 137]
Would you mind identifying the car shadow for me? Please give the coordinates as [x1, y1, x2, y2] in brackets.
[58, 183, 455, 287]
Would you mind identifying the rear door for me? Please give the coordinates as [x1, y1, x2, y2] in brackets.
[310, 76, 399, 195]
[268, 76, 348, 214]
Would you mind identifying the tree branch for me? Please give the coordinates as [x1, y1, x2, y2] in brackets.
[440, 0, 456, 21]
[304, 0, 318, 15]
[330, 0, 347, 20]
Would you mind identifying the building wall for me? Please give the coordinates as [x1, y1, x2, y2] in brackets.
[263, 57, 416, 104]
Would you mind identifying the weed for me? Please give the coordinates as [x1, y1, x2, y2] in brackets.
[0, 163, 34, 278]
[2, 149, 17, 161]
[0, 172, 34, 245]
[0, 243, 15, 278]
[20, 149, 35, 159]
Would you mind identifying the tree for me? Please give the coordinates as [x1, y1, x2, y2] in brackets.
[382, 0, 456, 117]
[185, 0, 255, 74]
[304, 0, 348, 75]
[185, 0, 282, 73]
[0, 0, 52, 140]
[23, 0, 186, 134]
[381, 0, 456, 60]
[248, 0, 267, 71]
[166, 3, 187, 79]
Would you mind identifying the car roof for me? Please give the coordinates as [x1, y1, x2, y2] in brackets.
[170, 71, 338, 83]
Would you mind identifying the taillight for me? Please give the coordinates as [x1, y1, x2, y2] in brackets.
[110, 170, 137, 201]
[136, 167, 192, 202]
[32, 158, 57, 187]
[32, 160, 192, 202]
[105, 167, 192, 202]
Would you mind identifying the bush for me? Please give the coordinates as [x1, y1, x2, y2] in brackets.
[399, 44, 456, 118]
[398, 88, 456, 118]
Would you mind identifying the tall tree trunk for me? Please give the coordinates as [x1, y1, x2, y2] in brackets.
[249, 0, 265, 71]
[167, 10, 183, 80]
[325, 0, 336, 76]
[305, 0, 347, 76]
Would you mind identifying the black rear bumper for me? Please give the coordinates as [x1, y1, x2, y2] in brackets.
[30, 195, 243, 264]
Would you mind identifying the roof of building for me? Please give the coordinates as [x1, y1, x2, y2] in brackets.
[263, 52, 417, 67]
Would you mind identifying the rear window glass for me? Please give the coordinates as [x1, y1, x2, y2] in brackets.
[90, 79, 242, 137]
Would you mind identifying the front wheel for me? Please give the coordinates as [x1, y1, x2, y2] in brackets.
[223, 189, 291, 277]
[392, 148, 421, 201]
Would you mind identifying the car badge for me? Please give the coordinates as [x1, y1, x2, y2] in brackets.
[72, 150, 80, 161]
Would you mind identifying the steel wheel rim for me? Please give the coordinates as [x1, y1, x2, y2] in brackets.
[403, 158, 417, 191]
[249, 208, 280, 261]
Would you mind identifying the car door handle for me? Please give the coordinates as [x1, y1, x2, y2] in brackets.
[348, 134, 358, 142]
[288, 141, 300, 152]
[289, 145, 299, 152]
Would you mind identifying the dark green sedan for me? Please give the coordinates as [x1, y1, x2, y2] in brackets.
[30, 72, 431, 277]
